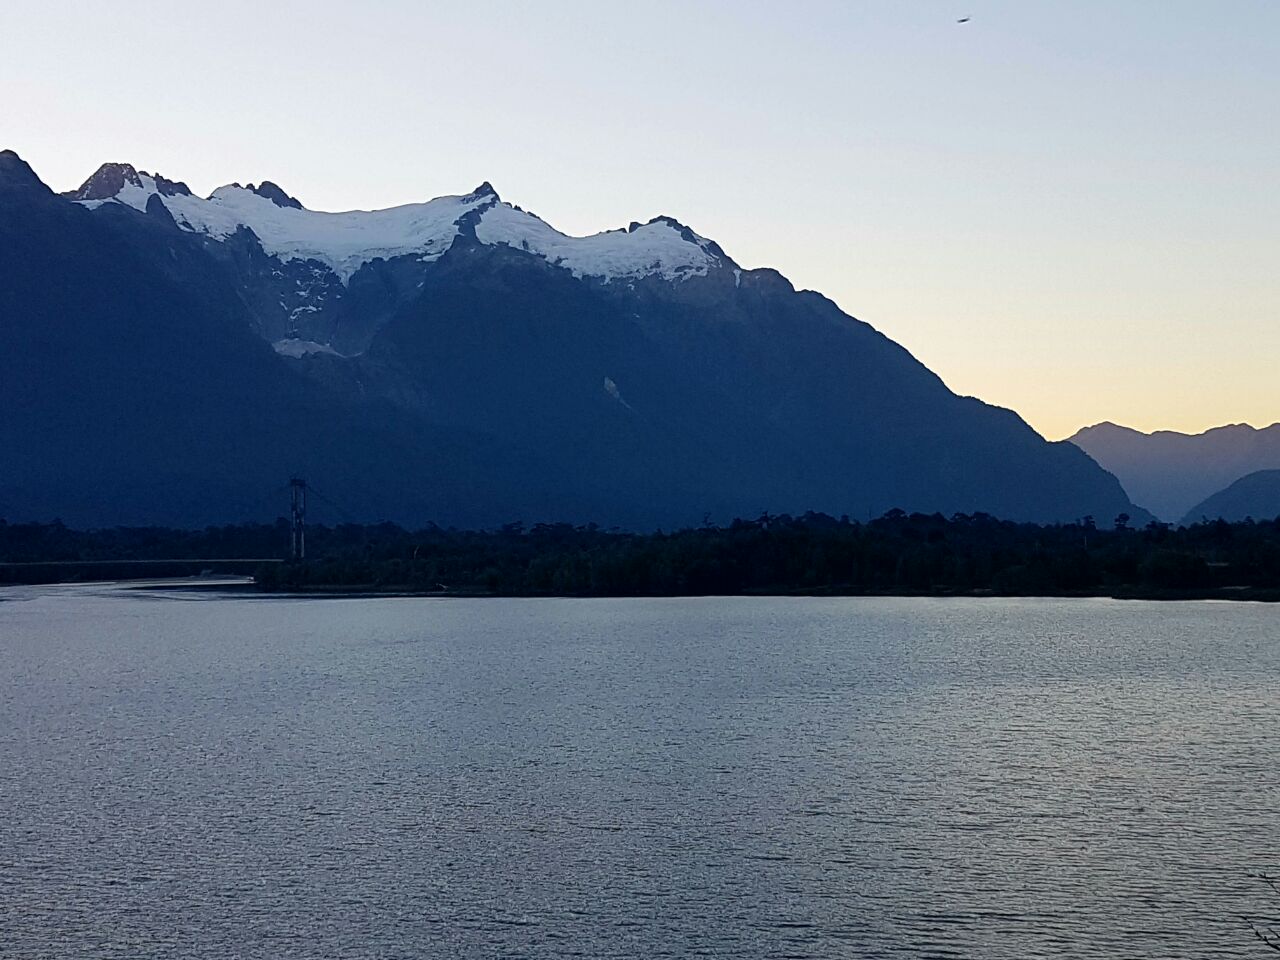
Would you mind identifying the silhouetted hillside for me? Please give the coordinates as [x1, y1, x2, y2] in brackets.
[1181, 470, 1280, 526]
[1070, 421, 1280, 522]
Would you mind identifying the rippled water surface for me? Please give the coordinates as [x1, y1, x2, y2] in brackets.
[1, 585, 1278, 958]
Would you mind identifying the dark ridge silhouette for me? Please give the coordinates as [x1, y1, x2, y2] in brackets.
[1070, 421, 1280, 522]
[3, 149, 1149, 530]
[1180, 470, 1280, 526]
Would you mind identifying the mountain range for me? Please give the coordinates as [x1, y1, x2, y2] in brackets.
[1069, 422, 1280, 523]
[1, 150, 1148, 530]
[1179, 470, 1280, 525]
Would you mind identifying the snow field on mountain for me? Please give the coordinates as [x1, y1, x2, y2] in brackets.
[474, 202, 721, 282]
[77, 172, 724, 284]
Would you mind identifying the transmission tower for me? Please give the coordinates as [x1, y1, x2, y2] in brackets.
[289, 477, 307, 561]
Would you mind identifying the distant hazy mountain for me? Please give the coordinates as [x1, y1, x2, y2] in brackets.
[1, 149, 1147, 529]
[1069, 422, 1280, 522]
[1180, 470, 1280, 525]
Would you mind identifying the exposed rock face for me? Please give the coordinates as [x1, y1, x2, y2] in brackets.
[248, 180, 302, 209]
[151, 172, 193, 197]
[65, 162, 192, 201]
[66, 161, 144, 200]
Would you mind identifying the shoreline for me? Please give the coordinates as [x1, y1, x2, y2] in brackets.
[237, 582, 1280, 603]
[6, 578, 1277, 604]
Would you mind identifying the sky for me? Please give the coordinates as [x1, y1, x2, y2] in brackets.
[2, 0, 1276, 439]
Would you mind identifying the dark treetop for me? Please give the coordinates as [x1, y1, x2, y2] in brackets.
[3, 512, 1277, 600]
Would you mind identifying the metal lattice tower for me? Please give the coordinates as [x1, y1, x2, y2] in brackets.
[289, 477, 307, 561]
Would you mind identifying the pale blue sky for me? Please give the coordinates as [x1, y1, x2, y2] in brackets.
[3, 0, 1276, 438]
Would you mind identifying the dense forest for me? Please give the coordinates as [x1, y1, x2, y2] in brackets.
[2, 511, 1278, 599]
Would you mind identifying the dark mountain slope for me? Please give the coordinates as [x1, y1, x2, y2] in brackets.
[4, 150, 1149, 529]
[350, 238, 1145, 527]
[1070, 421, 1280, 522]
[0, 151, 513, 528]
[1181, 470, 1280, 525]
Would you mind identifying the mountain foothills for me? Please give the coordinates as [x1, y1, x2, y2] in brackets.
[1, 150, 1148, 529]
[1070, 422, 1280, 523]
[1180, 470, 1280, 526]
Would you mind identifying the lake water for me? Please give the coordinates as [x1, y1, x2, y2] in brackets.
[1, 584, 1277, 958]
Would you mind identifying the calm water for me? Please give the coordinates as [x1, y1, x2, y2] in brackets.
[1, 585, 1277, 959]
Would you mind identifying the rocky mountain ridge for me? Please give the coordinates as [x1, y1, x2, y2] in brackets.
[0, 149, 1148, 530]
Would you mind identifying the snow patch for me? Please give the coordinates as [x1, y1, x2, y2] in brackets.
[273, 338, 339, 358]
[603, 376, 633, 410]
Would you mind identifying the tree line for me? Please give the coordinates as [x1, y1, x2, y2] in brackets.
[3, 511, 1278, 599]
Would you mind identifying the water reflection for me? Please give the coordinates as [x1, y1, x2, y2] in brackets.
[1, 589, 1277, 957]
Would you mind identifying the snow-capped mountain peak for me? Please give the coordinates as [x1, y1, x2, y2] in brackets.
[68, 162, 192, 206]
[68, 162, 729, 285]
[70, 162, 142, 200]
